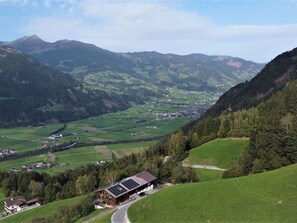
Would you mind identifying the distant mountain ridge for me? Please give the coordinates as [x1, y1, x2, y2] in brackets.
[0, 46, 140, 127]
[2, 35, 264, 93]
[203, 47, 297, 117]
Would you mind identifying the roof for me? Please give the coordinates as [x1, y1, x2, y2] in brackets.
[136, 171, 157, 183]
[27, 198, 39, 205]
[104, 171, 156, 198]
[4, 196, 27, 207]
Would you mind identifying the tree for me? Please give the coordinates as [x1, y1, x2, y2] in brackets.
[29, 180, 44, 198]
[75, 175, 94, 196]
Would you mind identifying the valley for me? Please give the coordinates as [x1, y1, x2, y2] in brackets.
[0, 88, 217, 174]
[0, 35, 296, 223]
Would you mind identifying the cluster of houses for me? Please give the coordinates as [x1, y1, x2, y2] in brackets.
[0, 149, 17, 157]
[4, 196, 40, 214]
[22, 162, 69, 171]
[153, 109, 200, 120]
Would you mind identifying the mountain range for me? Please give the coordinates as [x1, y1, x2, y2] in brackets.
[0, 46, 140, 127]
[2, 35, 264, 93]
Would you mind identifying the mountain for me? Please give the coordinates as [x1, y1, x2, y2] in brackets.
[2, 35, 264, 93]
[203, 47, 297, 117]
[181, 47, 297, 176]
[0, 46, 140, 127]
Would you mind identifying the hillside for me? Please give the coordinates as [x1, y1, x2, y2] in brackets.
[204, 47, 297, 117]
[185, 138, 248, 169]
[129, 164, 297, 223]
[0, 46, 140, 127]
[2, 35, 263, 93]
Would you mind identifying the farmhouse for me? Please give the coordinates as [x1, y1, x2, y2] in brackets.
[4, 196, 40, 213]
[98, 171, 157, 206]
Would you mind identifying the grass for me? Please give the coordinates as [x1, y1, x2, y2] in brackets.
[74, 209, 107, 223]
[0, 188, 5, 212]
[186, 138, 248, 169]
[91, 210, 115, 223]
[129, 164, 297, 223]
[108, 141, 157, 157]
[195, 169, 223, 182]
[1, 196, 86, 223]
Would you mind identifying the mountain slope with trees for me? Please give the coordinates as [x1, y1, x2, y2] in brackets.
[2, 35, 263, 93]
[203, 47, 297, 117]
[0, 46, 141, 127]
[182, 47, 297, 177]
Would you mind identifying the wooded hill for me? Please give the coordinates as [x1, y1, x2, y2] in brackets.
[184, 47, 297, 176]
[203, 48, 297, 117]
[2, 35, 263, 93]
[0, 46, 142, 127]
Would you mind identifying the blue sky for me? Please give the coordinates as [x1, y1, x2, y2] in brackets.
[0, 0, 297, 62]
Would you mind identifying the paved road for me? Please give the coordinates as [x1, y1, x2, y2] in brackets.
[182, 163, 226, 171]
[111, 198, 141, 223]
[111, 188, 160, 223]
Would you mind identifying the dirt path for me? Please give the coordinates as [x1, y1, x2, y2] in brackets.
[182, 163, 226, 171]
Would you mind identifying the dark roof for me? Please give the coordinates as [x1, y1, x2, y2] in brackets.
[27, 198, 39, 205]
[107, 184, 127, 197]
[103, 171, 156, 198]
[4, 196, 27, 207]
[136, 171, 157, 183]
[122, 179, 139, 190]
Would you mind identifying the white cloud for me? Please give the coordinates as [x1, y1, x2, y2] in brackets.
[18, 0, 297, 62]
[43, 0, 50, 8]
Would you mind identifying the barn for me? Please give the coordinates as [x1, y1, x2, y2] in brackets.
[98, 171, 157, 206]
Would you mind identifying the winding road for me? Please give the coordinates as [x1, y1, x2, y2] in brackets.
[111, 197, 144, 223]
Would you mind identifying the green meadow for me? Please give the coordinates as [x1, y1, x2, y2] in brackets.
[186, 138, 248, 169]
[195, 169, 223, 182]
[0, 140, 158, 173]
[129, 164, 297, 223]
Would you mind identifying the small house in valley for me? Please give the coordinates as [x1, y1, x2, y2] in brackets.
[98, 171, 157, 206]
[4, 196, 40, 213]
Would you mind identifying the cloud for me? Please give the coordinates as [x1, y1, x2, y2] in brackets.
[18, 0, 297, 62]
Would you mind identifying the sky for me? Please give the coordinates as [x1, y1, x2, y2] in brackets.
[0, 0, 297, 62]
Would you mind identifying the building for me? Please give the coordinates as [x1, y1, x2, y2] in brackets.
[98, 171, 157, 206]
[4, 196, 39, 213]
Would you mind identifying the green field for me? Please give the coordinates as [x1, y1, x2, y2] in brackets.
[186, 138, 248, 169]
[0, 140, 158, 173]
[1, 196, 86, 223]
[129, 164, 297, 223]
[195, 169, 223, 182]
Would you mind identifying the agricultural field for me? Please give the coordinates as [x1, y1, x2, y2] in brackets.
[0, 141, 157, 173]
[129, 164, 297, 223]
[1, 196, 86, 223]
[0, 91, 217, 173]
[185, 138, 248, 169]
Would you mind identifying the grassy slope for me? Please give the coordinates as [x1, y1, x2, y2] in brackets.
[129, 164, 297, 223]
[187, 138, 248, 169]
[1, 196, 85, 223]
[195, 169, 223, 182]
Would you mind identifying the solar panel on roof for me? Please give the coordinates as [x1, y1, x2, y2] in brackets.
[107, 184, 127, 197]
[122, 179, 139, 190]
